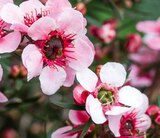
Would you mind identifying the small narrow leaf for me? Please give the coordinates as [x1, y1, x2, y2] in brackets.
[49, 99, 85, 110]
[80, 118, 92, 138]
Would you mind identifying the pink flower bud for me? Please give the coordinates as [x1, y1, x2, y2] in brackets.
[76, 2, 86, 15]
[155, 113, 160, 125]
[2, 129, 17, 138]
[146, 105, 159, 116]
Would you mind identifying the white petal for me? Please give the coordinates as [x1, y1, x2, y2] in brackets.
[105, 106, 130, 115]
[86, 95, 107, 124]
[76, 68, 98, 92]
[22, 44, 43, 81]
[119, 86, 144, 108]
[108, 115, 121, 137]
[39, 66, 67, 95]
[100, 62, 126, 87]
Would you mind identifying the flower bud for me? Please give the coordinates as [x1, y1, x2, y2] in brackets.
[76, 2, 86, 15]
[146, 105, 159, 116]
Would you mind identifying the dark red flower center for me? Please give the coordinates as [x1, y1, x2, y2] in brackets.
[0, 20, 8, 38]
[35, 31, 75, 68]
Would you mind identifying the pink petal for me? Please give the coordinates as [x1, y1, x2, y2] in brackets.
[67, 36, 94, 71]
[0, 65, 3, 81]
[63, 67, 76, 87]
[144, 34, 160, 50]
[51, 126, 78, 138]
[0, 92, 8, 103]
[1, 3, 24, 24]
[0, 0, 13, 12]
[11, 23, 29, 32]
[28, 16, 57, 40]
[73, 84, 86, 105]
[100, 62, 126, 87]
[76, 68, 98, 92]
[105, 106, 130, 115]
[136, 114, 151, 132]
[86, 95, 107, 124]
[39, 66, 67, 95]
[22, 44, 43, 81]
[20, 0, 45, 15]
[57, 8, 86, 35]
[119, 86, 144, 108]
[108, 115, 121, 137]
[46, 0, 71, 14]
[0, 31, 21, 53]
[136, 21, 160, 33]
[69, 110, 89, 125]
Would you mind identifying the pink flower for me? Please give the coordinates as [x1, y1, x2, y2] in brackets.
[20, 1, 94, 95]
[89, 19, 116, 43]
[136, 20, 160, 50]
[108, 94, 151, 137]
[51, 110, 93, 138]
[128, 65, 155, 88]
[125, 34, 142, 53]
[146, 105, 159, 116]
[1, 0, 72, 33]
[76, 62, 145, 124]
[0, 0, 21, 53]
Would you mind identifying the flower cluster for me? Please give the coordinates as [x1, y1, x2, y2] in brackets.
[53, 62, 151, 137]
[0, 0, 94, 95]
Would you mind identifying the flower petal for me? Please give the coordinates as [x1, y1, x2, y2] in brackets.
[51, 126, 78, 138]
[67, 36, 94, 71]
[100, 62, 127, 87]
[105, 106, 130, 115]
[0, 92, 8, 103]
[119, 86, 144, 108]
[57, 8, 86, 35]
[0, 0, 13, 12]
[22, 44, 43, 81]
[76, 68, 98, 92]
[144, 34, 160, 50]
[69, 110, 89, 125]
[0, 65, 3, 81]
[136, 21, 160, 33]
[0, 31, 21, 53]
[46, 0, 71, 13]
[108, 115, 121, 137]
[63, 67, 76, 87]
[20, 0, 45, 15]
[28, 17, 57, 40]
[86, 95, 107, 124]
[136, 114, 151, 132]
[1, 3, 24, 24]
[39, 66, 67, 95]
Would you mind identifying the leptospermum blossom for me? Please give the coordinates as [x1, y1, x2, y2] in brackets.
[76, 62, 146, 124]
[51, 110, 93, 138]
[108, 94, 151, 137]
[0, 65, 8, 103]
[1, 0, 71, 32]
[0, 0, 21, 53]
[20, 1, 94, 95]
[136, 20, 160, 50]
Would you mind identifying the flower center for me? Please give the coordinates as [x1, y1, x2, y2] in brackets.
[24, 9, 50, 27]
[0, 20, 8, 38]
[124, 120, 134, 130]
[35, 31, 75, 68]
[44, 37, 63, 60]
[98, 89, 115, 104]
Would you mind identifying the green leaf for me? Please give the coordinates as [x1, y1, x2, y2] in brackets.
[80, 118, 92, 138]
[49, 98, 85, 110]
[63, 125, 84, 134]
